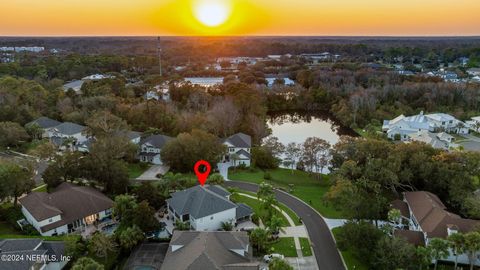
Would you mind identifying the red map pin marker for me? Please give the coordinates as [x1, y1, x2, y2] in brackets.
[194, 160, 211, 186]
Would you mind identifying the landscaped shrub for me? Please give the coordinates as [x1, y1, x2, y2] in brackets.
[251, 213, 259, 225]
[263, 172, 272, 180]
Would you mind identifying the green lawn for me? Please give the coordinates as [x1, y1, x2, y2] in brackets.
[231, 189, 301, 226]
[230, 193, 289, 226]
[0, 222, 20, 235]
[331, 227, 369, 270]
[229, 168, 344, 218]
[299, 237, 312, 256]
[126, 162, 151, 179]
[269, 237, 298, 257]
[32, 184, 47, 192]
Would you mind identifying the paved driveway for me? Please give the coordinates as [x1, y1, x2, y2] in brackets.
[225, 181, 345, 270]
[136, 165, 169, 180]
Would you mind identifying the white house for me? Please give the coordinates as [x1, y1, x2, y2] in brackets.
[383, 112, 468, 141]
[0, 239, 67, 270]
[26, 117, 62, 138]
[392, 191, 480, 267]
[166, 185, 252, 231]
[222, 133, 252, 167]
[138, 134, 173, 165]
[19, 183, 114, 236]
[407, 131, 457, 150]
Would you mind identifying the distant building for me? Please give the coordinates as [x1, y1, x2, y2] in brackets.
[0, 46, 45, 53]
[138, 134, 173, 165]
[161, 231, 259, 270]
[19, 183, 114, 236]
[183, 77, 224, 87]
[222, 133, 252, 167]
[467, 68, 480, 77]
[266, 77, 295, 87]
[383, 111, 468, 141]
[407, 131, 456, 150]
[62, 80, 84, 93]
[82, 74, 115, 80]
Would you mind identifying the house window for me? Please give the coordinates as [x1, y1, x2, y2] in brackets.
[210, 216, 214, 220]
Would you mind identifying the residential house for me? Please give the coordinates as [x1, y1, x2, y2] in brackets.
[392, 191, 480, 266]
[62, 80, 84, 93]
[45, 122, 88, 149]
[26, 117, 62, 138]
[467, 68, 480, 77]
[138, 134, 173, 165]
[161, 231, 259, 270]
[0, 239, 67, 270]
[383, 112, 468, 141]
[19, 183, 114, 236]
[166, 185, 253, 231]
[407, 131, 456, 150]
[222, 133, 252, 167]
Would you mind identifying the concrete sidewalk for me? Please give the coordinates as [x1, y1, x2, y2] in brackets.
[238, 193, 307, 258]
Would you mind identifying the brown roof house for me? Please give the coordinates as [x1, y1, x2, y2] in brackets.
[19, 183, 114, 236]
[394, 191, 480, 266]
[160, 231, 259, 270]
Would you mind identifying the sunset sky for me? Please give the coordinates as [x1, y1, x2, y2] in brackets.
[1, 0, 480, 36]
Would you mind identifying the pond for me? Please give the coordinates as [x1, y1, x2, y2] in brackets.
[267, 111, 357, 173]
[267, 111, 357, 147]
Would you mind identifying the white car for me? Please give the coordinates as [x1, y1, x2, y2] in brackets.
[263, 253, 285, 263]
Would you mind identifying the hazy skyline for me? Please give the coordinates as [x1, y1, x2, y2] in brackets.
[1, 0, 480, 36]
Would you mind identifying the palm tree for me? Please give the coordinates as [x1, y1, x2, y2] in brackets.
[174, 220, 190, 231]
[257, 182, 274, 200]
[89, 233, 117, 259]
[464, 232, 480, 270]
[220, 221, 233, 231]
[261, 195, 278, 221]
[447, 233, 465, 270]
[72, 257, 104, 270]
[266, 215, 284, 237]
[250, 228, 270, 252]
[429, 238, 449, 270]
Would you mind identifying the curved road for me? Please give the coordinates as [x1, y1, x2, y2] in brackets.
[226, 181, 345, 270]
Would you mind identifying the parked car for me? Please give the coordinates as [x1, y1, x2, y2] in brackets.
[263, 253, 284, 263]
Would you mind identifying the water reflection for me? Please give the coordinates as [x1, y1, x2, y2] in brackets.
[267, 111, 357, 146]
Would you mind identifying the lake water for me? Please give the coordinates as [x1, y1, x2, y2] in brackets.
[267, 111, 357, 172]
[267, 111, 356, 147]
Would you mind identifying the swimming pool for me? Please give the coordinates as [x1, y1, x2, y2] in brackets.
[101, 223, 118, 235]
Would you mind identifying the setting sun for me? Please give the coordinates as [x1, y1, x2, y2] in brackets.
[193, 0, 232, 27]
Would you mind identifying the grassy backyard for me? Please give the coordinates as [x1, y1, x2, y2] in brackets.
[229, 168, 344, 218]
[269, 237, 298, 257]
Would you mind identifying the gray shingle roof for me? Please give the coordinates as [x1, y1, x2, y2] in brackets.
[236, 203, 253, 220]
[235, 149, 251, 159]
[141, 134, 173, 149]
[52, 122, 86, 135]
[19, 183, 113, 232]
[205, 185, 231, 198]
[166, 185, 237, 219]
[27, 117, 61, 129]
[0, 239, 66, 270]
[161, 231, 258, 270]
[223, 133, 251, 148]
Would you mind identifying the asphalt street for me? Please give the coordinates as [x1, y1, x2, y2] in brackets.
[225, 181, 346, 270]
